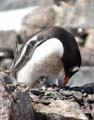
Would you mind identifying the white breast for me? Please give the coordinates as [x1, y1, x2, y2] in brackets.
[17, 38, 64, 86]
[31, 38, 64, 62]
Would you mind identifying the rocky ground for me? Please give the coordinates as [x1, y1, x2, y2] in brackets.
[0, 0, 94, 120]
[0, 71, 94, 120]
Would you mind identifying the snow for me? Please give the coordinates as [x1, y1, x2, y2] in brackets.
[0, 7, 37, 32]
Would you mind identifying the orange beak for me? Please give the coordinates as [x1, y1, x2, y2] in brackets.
[63, 76, 69, 85]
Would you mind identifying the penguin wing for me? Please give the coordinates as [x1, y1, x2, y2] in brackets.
[12, 36, 46, 71]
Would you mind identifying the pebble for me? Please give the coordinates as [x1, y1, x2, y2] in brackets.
[6, 84, 16, 92]
[44, 91, 52, 96]
[73, 91, 82, 101]
[47, 87, 54, 91]
[33, 98, 50, 105]
[6, 80, 93, 119]
[30, 89, 45, 96]
[83, 93, 88, 97]
[61, 90, 73, 97]
[87, 94, 94, 103]
[56, 93, 64, 100]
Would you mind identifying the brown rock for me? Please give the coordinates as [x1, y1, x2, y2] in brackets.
[20, 6, 56, 42]
[80, 47, 94, 66]
[54, 0, 76, 6]
[55, 0, 94, 28]
[36, 100, 88, 120]
[0, 30, 18, 69]
[0, 58, 13, 70]
[0, 71, 35, 120]
[85, 29, 94, 49]
[0, 30, 17, 51]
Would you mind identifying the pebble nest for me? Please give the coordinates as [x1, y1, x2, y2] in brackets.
[1, 72, 94, 120]
[27, 84, 94, 120]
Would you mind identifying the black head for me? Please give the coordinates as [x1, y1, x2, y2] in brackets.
[60, 28, 81, 85]
[62, 35, 81, 84]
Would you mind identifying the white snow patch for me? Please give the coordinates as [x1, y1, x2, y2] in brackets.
[0, 7, 37, 32]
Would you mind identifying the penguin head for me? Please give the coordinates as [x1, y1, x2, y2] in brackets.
[63, 66, 80, 85]
[63, 47, 81, 85]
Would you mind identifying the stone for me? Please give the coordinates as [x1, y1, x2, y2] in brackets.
[72, 91, 82, 102]
[64, 0, 94, 28]
[54, 0, 76, 6]
[0, 30, 18, 69]
[67, 67, 94, 87]
[36, 100, 88, 120]
[61, 90, 73, 97]
[81, 48, 94, 66]
[12, 92, 35, 120]
[0, 71, 35, 120]
[85, 29, 94, 49]
[0, 30, 17, 51]
[55, 93, 64, 100]
[20, 6, 56, 42]
[0, 58, 13, 70]
[30, 88, 44, 96]
[87, 94, 94, 103]
[54, 0, 94, 28]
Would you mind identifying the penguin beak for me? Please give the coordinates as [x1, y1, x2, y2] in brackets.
[63, 76, 69, 85]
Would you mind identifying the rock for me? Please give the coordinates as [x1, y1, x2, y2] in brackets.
[67, 67, 94, 87]
[30, 88, 45, 96]
[81, 83, 94, 94]
[20, 6, 56, 42]
[63, 0, 94, 28]
[0, 58, 13, 70]
[54, 0, 76, 6]
[19, 0, 94, 42]
[66, 0, 87, 27]
[0, 71, 35, 120]
[33, 99, 51, 105]
[87, 94, 94, 103]
[54, 0, 94, 28]
[0, 30, 18, 69]
[1, 65, 94, 119]
[36, 100, 88, 120]
[0, 30, 17, 51]
[12, 92, 35, 120]
[92, 106, 94, 120]
[85, 29, 94, 49]
[61, 90, 73, 97]
[72, 91, 82, 103]
[80, 48, 94, 66]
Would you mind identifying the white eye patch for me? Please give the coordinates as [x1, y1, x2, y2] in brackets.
[72, 66, 79, 72]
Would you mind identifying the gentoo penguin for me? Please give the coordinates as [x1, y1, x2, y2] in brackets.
[67, 27, 88, 46]
[11, 26, 81, 88]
